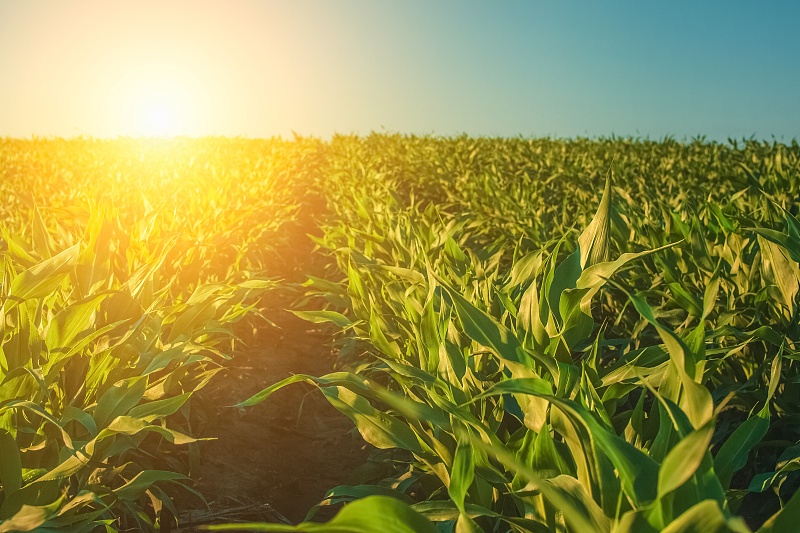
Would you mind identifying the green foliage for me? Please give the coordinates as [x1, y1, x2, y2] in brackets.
[0, 139, 306, 530]
[242, 135, 800, 531]
[4, 135, 800, 531]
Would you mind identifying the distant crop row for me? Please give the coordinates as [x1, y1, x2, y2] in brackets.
[1, 136, 799, 532]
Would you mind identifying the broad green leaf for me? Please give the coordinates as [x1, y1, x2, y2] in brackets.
[752, 227, 800, 263]
[548, 250, 582, 327]
[0, 480, 62, 520]
[0, 428, 22, 494]
[234, 372, 370, 408]
[314, 484, 415, 508]
[93, 377, 147, 429]
[716, 350, 780, 489]
[613, 509, 659, 533]
[449, 439, 474, 512]
[576, 242, 680, 309]
[702, 275, 721, 319]
[660, 500, 748, 533]
[548, 395, 660, 506]
[60, 406, 97, 436]
[31, 205, 53, 260]
[470, 434, 611, 533]
[101, 415, 198, 445]
[7, 244, 79, 305]
[627, 292, 713, 427]
[437, 278, 557, 375]
[321, 386, 422, 453]
[114, 470, 187, 501]
[578, 177, 612, 268]
[45, 292, 110, 353]
[289, 309, 352, 328]
[658, 422, 715, 498]
[758, 235, 800, 318]
[439, 281, 525, 364]
[127, 392, 191, 421]
[206, 495, 437, 532]
[714, 409, 769, 490]
[0, 500, 61, 533]
[412, 501, 552, 533]
[463, 377, 553, 405]
[533, 425, 573, 478]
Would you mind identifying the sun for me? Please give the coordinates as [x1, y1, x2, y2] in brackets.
[134, 93, 180, 137]
[114, 64, 203, 137]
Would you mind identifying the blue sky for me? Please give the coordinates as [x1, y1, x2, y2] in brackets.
[0, 0, 797, 140]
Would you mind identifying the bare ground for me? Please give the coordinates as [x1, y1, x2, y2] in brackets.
[172, 201, 369, 530]
[174, 308, 368, 530]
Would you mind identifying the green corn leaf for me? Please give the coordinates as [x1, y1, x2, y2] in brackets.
[127, 392, 192, 421]
[7, 244, 79, 306]
[658, 421, 715, 498]
[469, 434, 611, 533]
[31, 206, 53, 260]
[437, 277, 558, 375]
[548, 394, 660, 507]
[627, 292, 713, 427]
[0, 499, 63, 533]
[449, 439, 475, 512]
[205, 495, 437, 532]
[59, 406, 97, 437]
[548, 250, 582, 326]
[0, 400, 73, 451]
[578, 177, 612, 269]
[575, 242, 680, 313]
[0, 428, 22, 495]
[0, 479, 61, 521]
[751, 227, 800, 263]
[321, 386, 422, 453]
[289, 309, 352, 328]
[463, 377, 554, 405]
[233, 372, 371, 408]
[702, 275, 721, 319]
[758, 236, 800, 317]
[714, 409, 770, 490]
[45, 292, 111, 352]
[412, 501, 552, 532]
[113, 470, 187, 502]
[660, 500, 748, 533]
[533, 425, 574, 478]
[93, 377, 148, 430]
[313, 484, 416, 509]
[100, 415, 198, 445]
[717, 350, 781, 489]
[1, 227, 37, 265]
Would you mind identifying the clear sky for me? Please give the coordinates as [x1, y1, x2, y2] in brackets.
[0, 0, 798, 140]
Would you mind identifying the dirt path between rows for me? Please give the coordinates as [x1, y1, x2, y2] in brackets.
[173, 193, 369, 530]
[174, 306, 368, 530]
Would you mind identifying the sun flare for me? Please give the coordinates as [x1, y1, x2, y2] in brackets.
[115, 64, 204, 137]
[134, 94, 179, 137]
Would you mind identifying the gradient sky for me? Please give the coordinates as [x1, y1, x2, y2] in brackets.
[1, 0, 798, 140]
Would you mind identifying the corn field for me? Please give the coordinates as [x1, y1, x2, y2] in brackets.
[0, 135, 799, 532]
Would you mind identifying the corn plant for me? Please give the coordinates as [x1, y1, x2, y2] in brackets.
[0, 193, 274, 531]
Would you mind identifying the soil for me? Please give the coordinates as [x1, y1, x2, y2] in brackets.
[172, 202, 370, 530]
[174, 308, 369, 531]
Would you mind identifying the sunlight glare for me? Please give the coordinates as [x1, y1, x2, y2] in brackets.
[115, 64, 203, 137]
[136, 94, 178, 137]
